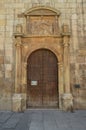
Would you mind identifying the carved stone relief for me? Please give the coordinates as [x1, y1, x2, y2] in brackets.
[27, 16, 59, 35]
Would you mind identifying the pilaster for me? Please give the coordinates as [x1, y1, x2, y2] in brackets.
[15, 37, 22, 93]
[62, 24, 73, 111]
[63, 24, 70, 93]
[12, 25, 26, 112]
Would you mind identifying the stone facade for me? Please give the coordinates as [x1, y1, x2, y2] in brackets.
[0, 0, 86, 111]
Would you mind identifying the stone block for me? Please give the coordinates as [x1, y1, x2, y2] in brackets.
[62, 93, 73, 111]
[12, 93, 26, 112]
[12, 94, 22, 112]
[0, 71, 3, 78]
[21, 93, 26, 111]
[74, 96, 86, 109]
[0, 20, 5, 26]
[5, 56, 11, 64]
[5, 64, 12, 71]
[5, 49, 13, 57]
[0, 56, 4, 64]
[77, 56, 85, 63]
[5, 71, 12, 78]
[0, 97, 12, 111]
[79, 90, 86, 98]
[0, 42, 4, 50]
[0, 9, 5, 15]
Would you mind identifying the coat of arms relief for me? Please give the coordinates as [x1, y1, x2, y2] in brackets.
[27, 16, 59, 35]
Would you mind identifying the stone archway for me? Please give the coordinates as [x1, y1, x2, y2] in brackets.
[13, 6, 73, 112]
[21, 44, 64, 110]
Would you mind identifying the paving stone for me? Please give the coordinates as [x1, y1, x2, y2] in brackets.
[0, 111, 12, 123]
[15, 112, 32, 130]
[0, 110, 86, 130]
[29, 111, 43, 130]
[2, 113, 23, 129]
[29, 120, 43, 130]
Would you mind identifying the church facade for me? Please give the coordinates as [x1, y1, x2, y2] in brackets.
[0, 0, 86, 111]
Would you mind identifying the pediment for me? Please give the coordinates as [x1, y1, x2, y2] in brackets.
[19, 6, 61, 17]
[17, 6, 61, 35]
[26, 9, 57, 16]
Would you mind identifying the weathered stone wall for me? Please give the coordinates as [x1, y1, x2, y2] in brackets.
[0, 0, 86, 110]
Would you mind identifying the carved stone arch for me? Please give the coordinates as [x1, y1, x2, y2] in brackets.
[24, 46, 62, 63]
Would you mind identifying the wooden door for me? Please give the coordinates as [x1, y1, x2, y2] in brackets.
[27, 49, 58, 108]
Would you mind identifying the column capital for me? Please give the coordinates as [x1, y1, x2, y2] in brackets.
[63, 42, 70, 47]
[58, 62, 63, 67]
[15, 37, 22, 47]
[63, 36, 70, 47]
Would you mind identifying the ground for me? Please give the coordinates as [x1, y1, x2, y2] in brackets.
[0, 109, 86, 130]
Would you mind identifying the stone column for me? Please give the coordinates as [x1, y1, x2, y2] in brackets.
[12, 36, 22, 112]
[62, 24, 70, 93]
[15, 37, 22, 93]
[63, 39, 70, 93]
[12, 24, 26, 112]
[62, 24, 73, 111]
[14, 24, 23, 93]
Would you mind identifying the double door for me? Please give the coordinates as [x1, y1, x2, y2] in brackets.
[27, 49, 58, 107]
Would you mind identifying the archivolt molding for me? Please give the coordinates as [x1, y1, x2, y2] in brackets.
[24, 45, 63, 64]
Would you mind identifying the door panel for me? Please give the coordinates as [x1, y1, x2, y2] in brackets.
[27, 51, 43, 107]
[42, 50, 58, 106]
[27, 49, 58, 107]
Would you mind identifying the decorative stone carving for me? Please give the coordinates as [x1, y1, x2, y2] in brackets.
[27, 16, 59, 35]
[16, 24, 22, 33]
[62, 24, 69, 33]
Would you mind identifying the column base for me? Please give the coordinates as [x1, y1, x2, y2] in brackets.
[62, 93, 73, 111]
[12, 93, 26, 112]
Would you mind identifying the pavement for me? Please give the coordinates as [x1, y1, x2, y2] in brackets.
[0, 109, 86, 130]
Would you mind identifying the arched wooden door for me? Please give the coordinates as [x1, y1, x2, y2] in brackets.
[27, 49, 58, 108]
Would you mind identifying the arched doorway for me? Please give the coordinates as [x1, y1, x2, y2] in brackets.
[13, 6, 72, 112]
[27, 49, 58, 108]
